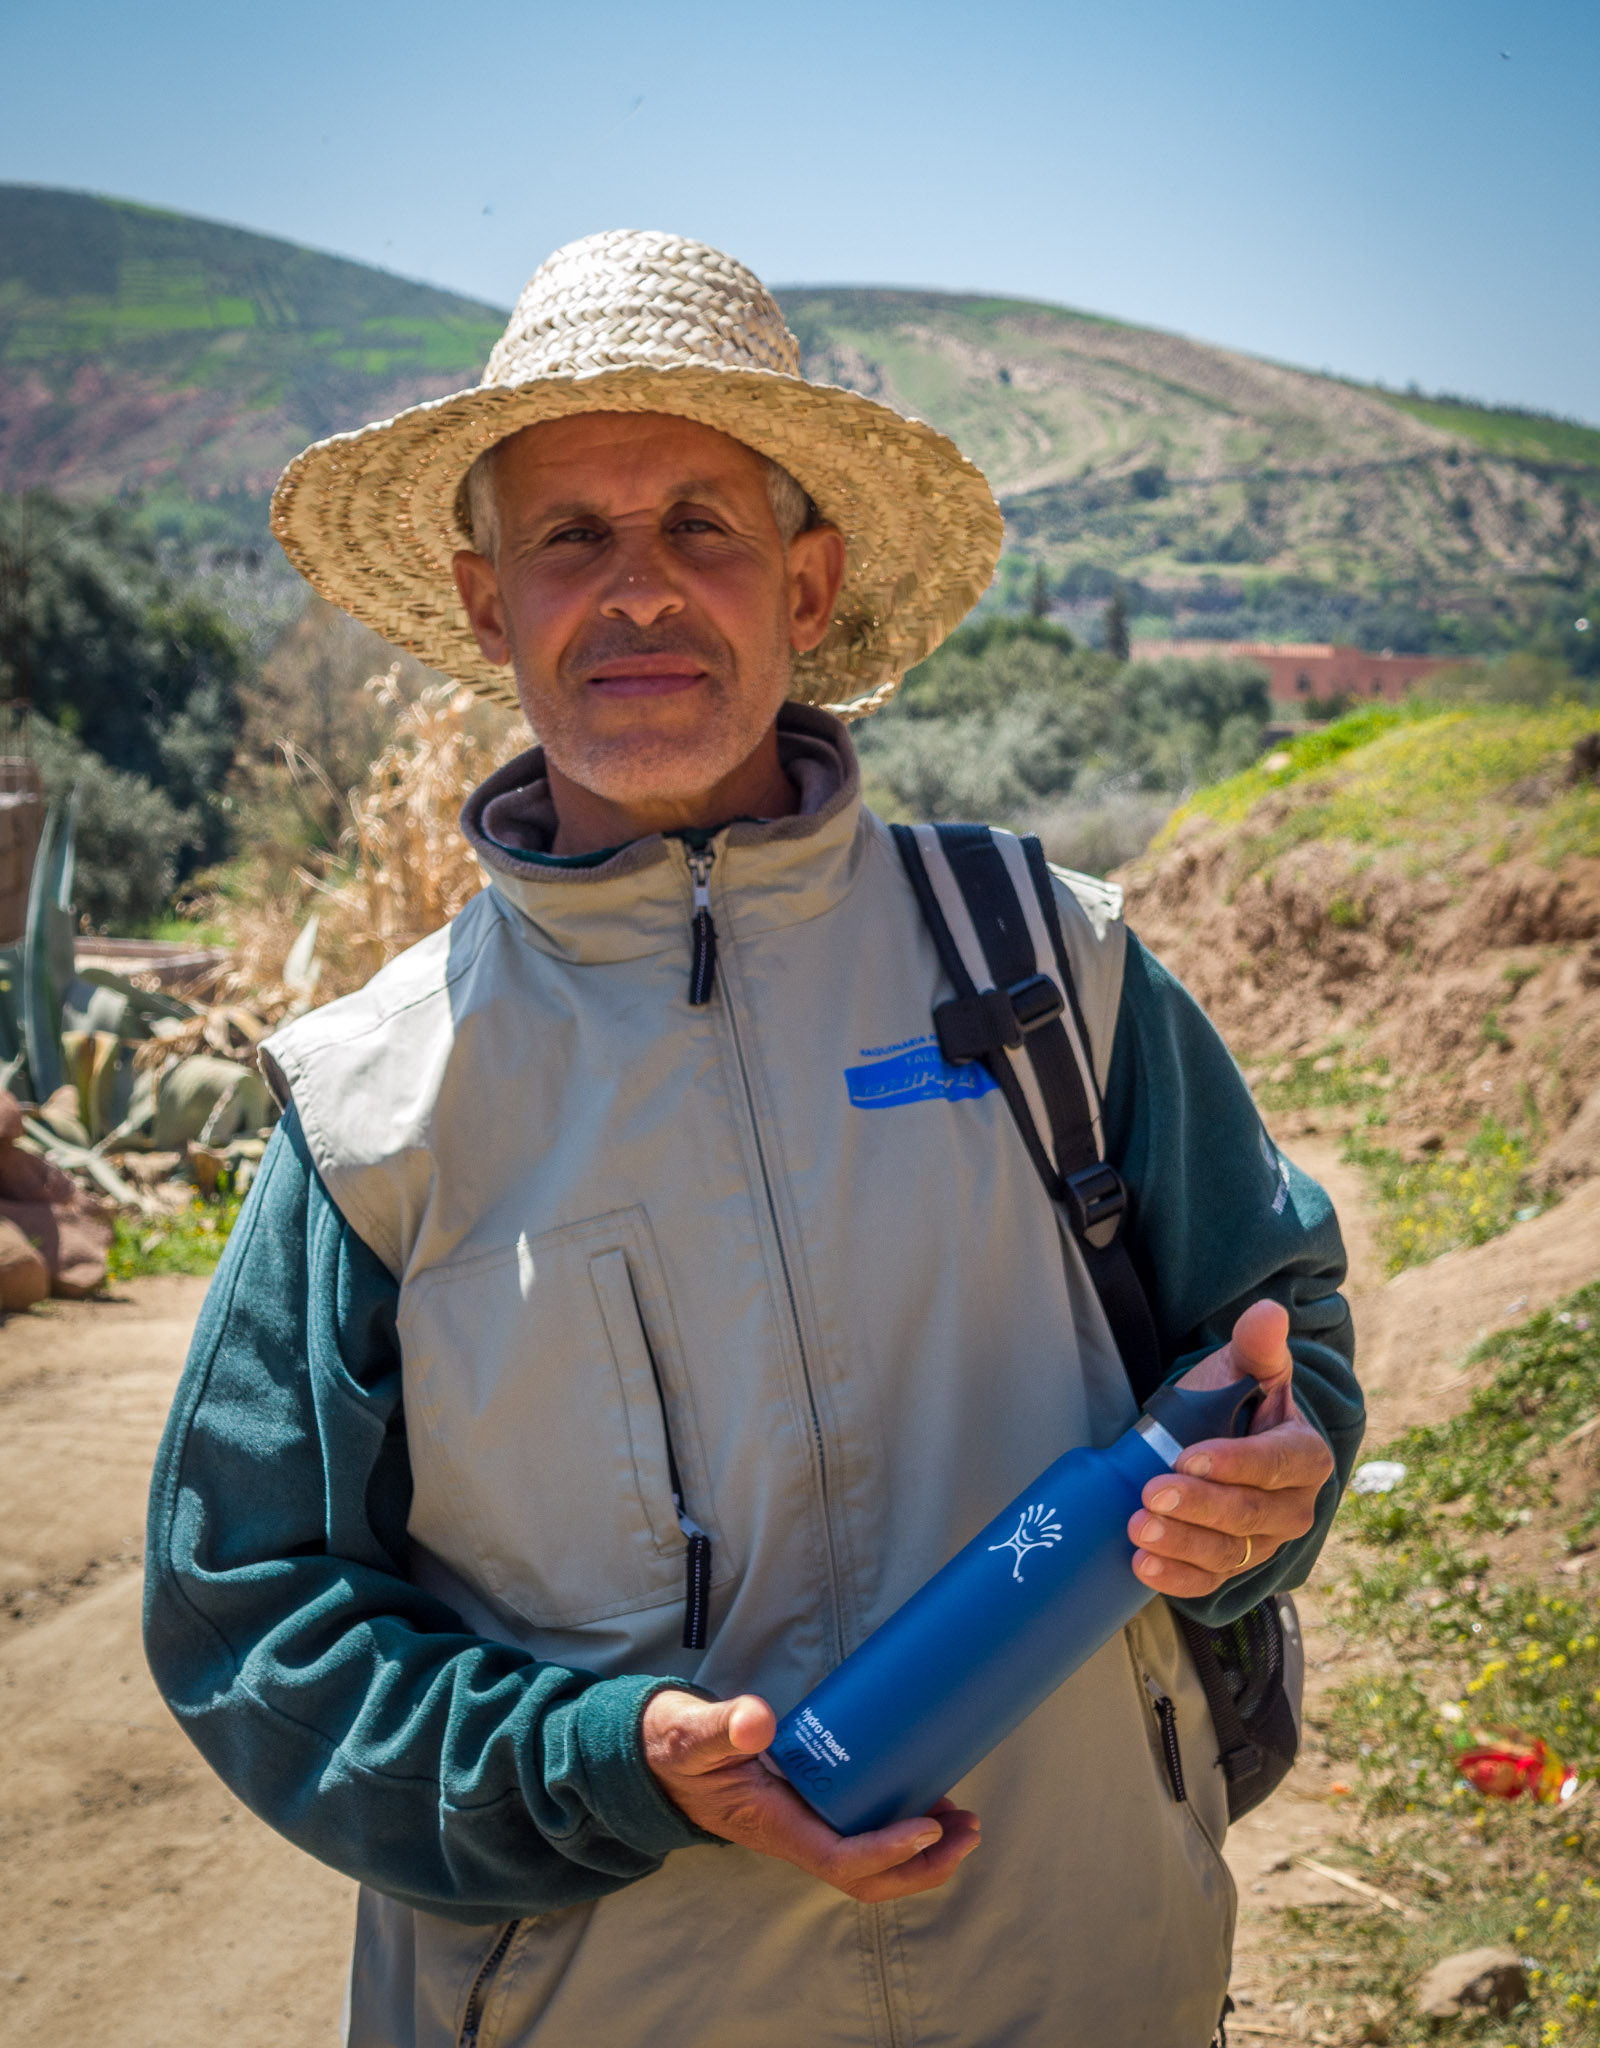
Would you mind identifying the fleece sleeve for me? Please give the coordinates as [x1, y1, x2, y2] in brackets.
[1102, 930, 1366, 1627]
[143, 1110, 713, 1926]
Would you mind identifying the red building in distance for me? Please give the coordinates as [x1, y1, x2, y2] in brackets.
[1129, 640, 1449, 709]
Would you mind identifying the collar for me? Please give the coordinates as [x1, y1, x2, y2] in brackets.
[459, 702, 870, 964]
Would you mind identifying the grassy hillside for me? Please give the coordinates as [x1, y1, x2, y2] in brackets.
[3, 187, 1598, 634]
[1372, 387, 1600, 476]
[0, 186, 502, 516]
[1119, 695, 1600, 1187]
[778, 289, 1600, 632]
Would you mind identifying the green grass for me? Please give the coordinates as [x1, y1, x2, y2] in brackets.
[1343, 1118, 1550, 1276]
[1252, 1048, 1392, 1118]
[1156, 702, 1600, 873]
[1285, 1288, 1600, 2045]
[108, 1193, 242, 1280]
[1372, 388, 1600, 473]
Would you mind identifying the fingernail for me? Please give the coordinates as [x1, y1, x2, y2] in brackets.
[911, 1829, 940, 1852]
[1139, 1553, 1163, 1580]
[957, 1838, 980, 1860]
[1139, 1516, 1166, 1544]
[1151, 1488, 1180, 1513]
[1183, 1453, 1213, 1478]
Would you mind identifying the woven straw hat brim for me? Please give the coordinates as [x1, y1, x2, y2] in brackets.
[269, 362, 1004, 717]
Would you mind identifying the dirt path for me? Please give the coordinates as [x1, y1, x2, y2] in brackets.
[0, 1281, 353, 2047]
[2, 1160, 1596, 2045]
[1222, 1136, 1600, 2021]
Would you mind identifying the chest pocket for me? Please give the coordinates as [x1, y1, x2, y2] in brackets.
[399, 1205, 727, 1630]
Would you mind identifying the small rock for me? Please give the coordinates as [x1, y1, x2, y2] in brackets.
[0, 1215, 50, 1312]
[1351, 1460, 1408, 1495]
[1258, 1852, 1293, 1874]
[1414, 1946, 1527, 2020]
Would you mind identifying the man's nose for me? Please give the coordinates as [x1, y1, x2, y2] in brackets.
[598, 535, 685, 627]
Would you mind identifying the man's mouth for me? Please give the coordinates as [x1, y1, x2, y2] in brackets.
[586, 655, 708, 700]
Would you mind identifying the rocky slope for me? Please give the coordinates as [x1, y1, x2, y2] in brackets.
[1116, 703, 1600, 1170]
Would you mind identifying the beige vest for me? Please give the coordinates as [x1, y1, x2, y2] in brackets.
[268, 710, 1235, 2048]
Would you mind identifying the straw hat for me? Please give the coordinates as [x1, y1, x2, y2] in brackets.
[269, 230, 1003, 718]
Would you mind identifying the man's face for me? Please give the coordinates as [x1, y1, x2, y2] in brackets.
[452, 412, 843, 809]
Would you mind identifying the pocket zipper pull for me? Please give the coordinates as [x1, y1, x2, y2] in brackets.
[677, 1509, 712, 1651]
[687, 848, 718, 1007]
[1145, 1675, 1188, 1803]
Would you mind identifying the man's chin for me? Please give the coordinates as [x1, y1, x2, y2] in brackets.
[552, 728, 752, 811]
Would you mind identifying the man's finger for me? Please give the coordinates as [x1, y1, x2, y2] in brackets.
[1171, 1416, 1334, 1493]
[816, 1805, 982, 1901]
[1137, 1470, 1321, 1540]
[1131, 1548, 1253, 1599]
[1131, 1512, 1284, 1581]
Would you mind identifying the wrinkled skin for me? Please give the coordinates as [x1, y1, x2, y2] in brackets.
[452, 411, 845, 856]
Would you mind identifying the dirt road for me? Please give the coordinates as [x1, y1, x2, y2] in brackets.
[0, 1280, 353, 2047]
[2, 1162, 1596, 2045]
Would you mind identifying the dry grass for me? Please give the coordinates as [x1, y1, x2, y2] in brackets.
[219, 668, 523, 1006]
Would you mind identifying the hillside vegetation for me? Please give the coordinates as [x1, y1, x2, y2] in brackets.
[1119, 689, 1600, 1204]
[4, 188, 1598, 647]
[0, 186, 501, 521]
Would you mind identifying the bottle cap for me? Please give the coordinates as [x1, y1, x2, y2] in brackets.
[1141, 1377, 1262, 1453]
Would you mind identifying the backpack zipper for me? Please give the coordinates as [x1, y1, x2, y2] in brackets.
[687, 848, 718, 1005]
[458, 1921, 519, 2047]
[1145, 1676, 1188, 1803]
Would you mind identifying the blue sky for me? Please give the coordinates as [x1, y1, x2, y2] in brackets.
[2, 0, 1596, 421]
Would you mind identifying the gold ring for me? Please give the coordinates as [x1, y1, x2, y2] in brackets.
[1236, 1536, 1253, 1572]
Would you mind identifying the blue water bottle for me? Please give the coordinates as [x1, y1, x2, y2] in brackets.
[768, 1377, 1260, 1833]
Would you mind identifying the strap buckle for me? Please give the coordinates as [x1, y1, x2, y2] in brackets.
[1063, 1161, 1126, 1249]
[1220, 1741, 1263, 1785]
[934, 972, 1065, 1065]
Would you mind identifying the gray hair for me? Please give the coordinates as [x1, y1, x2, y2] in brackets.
[464, 439, 817, 557]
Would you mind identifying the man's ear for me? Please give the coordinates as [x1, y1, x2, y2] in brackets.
[787, 525, 847, 656]
[452, 550, 513, 666]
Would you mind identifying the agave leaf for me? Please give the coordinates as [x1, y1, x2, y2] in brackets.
[0, 941, 21, 1066]
[21, 802, 64, 1103]
[19, 782, 82, 1105]
[282, 912, 321, 999]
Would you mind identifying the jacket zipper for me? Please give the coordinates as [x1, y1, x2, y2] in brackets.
[637, 1303, 713, 1650]
[458, 1921, 519, 2047]
[681, 845, 886, 2030]
[1145, 1676, 1188, 1803]
[687, 848, 718, 1005]
[684, 845, 839, 1616]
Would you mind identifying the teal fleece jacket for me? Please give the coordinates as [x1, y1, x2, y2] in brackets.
[143, 931, 1363, 1925]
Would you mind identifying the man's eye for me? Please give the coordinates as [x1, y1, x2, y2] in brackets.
[549, 525, 601, 546]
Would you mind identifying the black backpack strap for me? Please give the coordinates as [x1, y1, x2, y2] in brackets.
[1176, 1614, 1264, 1797]
[891, 822, 1165, 1402]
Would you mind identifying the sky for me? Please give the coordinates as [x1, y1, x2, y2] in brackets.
[2, 0, 1596, 422]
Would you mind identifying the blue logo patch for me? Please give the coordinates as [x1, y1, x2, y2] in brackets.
[845, 1037, 998, 1111]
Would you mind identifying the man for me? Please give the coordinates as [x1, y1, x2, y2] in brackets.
[146, 230, 1362, 2047]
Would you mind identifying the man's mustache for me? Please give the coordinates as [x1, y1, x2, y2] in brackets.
[564, 620, 730, 681]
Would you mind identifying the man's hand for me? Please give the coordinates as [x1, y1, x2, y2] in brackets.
[641, 1689, 980, 1901]
[1128, 1298, 1334, 1600]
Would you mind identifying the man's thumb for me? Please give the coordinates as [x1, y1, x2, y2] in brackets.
[673, 1693, 776, 1771]
[1229, 1298, 1293, 1388]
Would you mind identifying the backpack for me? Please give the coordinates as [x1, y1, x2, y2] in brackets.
[890, 820, 1302, 1825]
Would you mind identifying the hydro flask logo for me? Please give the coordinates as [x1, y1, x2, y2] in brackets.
[989, 1503, 1064, 1582]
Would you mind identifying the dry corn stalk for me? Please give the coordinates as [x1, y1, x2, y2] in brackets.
[218, 667, 523, 1007]
[332, 669, 522, 969]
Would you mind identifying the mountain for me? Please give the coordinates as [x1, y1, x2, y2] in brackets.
[780, 289, 1600, 624]
[3, 186, 1597, 635]
[0, 185, 502, 508]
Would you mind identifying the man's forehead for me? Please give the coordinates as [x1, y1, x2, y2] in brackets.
[496, 410, 766, 500]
